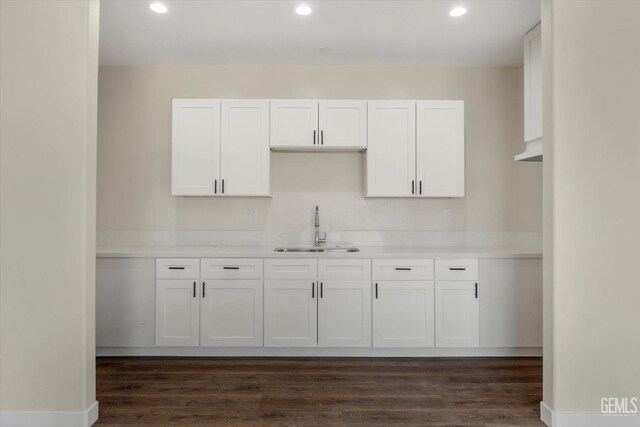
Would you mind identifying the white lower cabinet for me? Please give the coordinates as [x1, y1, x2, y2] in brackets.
[200, 279, 263, 347]
[156, 279, 200, 346]
[264, 280, 318, 347]
[373, 281, 435, 347]
[435, 281, 479, 347]
[318, 281, 372, 347]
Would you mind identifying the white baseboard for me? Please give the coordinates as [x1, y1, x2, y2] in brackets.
[97, 346, 542, 358]
[0, 401, 98, 427]
[541, 401, 639, 427]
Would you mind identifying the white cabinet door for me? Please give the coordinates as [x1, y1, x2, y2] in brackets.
[155, 280, 200, 346]
[372, 281, 434, 348]
[416, 101, 464, 197]
[200, 279, 263, 347]
[220, 100, 270, 196]
[264, 280, 317, 347]
[172, 99, 220, 196]
[318, 100, 367, 148]
[524, 24, 542, 143]
[318, 281, 371, 347]
[270, 100, 318, 148]
[366, 101, 416, 197]
[435, 281, 479, 347]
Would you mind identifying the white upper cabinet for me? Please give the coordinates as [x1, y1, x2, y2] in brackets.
[172, 99, 220, 196]
[416, 101, 465, 197]
[270, 100, 318, 148]
[524, 24, 542, 143]
[220, 100, 270, 196]
[318, 100, 367, 148]
[366, 101, 416, 197]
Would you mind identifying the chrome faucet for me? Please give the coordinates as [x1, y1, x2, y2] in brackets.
[314, 205, 327, 247]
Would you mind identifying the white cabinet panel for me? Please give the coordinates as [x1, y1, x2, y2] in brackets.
[479, 258, 542, 348]
[201, 258, 263, 280]
[270, 100, 318, 147]
[366, 101, 416, 197]
[155, 280, 200, 346]
[524, 24, 542, 143]
[264, 258, 317, 280]
[200, 279, 263, 347]
[318, 100, 367, 148]
[318, 281, 371, 347]
[220, 100, 270, 196]
[318, 259, 371, 280]
[97, 258, 156, 347]
[264, 280, 317, 347]
[434, 259, 478, 281]
[373, 281, 434, 348]
[372, 259, 434, 281]
[435, 281, 479, 347]
[156, 258, 200, 279]
[172, 99, 220, 196]
[416, 101, 464, 197]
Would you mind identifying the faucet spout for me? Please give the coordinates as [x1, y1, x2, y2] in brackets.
[314, 205, 326, 247]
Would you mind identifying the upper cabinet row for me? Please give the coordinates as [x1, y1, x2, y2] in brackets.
[172, 99, 464, 197]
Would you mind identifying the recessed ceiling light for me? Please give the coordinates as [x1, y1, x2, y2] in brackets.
[150, 2, 168, 14]
[296, 5, 312, 16]
[449, 6, 467, 17]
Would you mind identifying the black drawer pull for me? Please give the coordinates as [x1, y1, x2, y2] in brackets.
[395, 267, 412, 271]
[312, 282, 315, 299]
[223, 266, 240, 270]
[169, 267, 185, 270]
[449, 267, 466, 271]
[203, 282, 206, 298]
[375, 283, 378, 299]
[193, 281, 196, 298]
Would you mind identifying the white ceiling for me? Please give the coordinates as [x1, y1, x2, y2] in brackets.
[99, 0, 540, 66]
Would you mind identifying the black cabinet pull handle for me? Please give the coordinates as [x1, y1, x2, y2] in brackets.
[193, 281, 196, 298]
[221, 179, 225, 194]
[214, 179, 217, 194]
[320, 282, 323, 298]
[203, 282, 206, 298]
[412, 180, 415, 195]
[321, 130, 324, 145]
[449, 267, 466, 271]
[223, 266, 240, 270]
[475, 283, 478, 299]
[313, 130, 316, 145]
[312, 282, 315, 299]
[169, 266, 185, 270]
[419, 180, 422, 195]
[395, 267, 411, 271]
[375, 283, 378, 299]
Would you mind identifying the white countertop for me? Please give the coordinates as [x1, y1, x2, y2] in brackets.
[96, 245, 542, 259]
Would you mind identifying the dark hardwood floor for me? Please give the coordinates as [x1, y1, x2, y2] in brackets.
[96, 357, 543, 426]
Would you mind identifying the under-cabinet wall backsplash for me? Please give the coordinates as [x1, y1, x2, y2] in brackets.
[97, 65, 541, 235]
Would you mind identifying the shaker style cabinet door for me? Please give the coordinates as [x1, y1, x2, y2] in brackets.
[366, 101, 416, 197]
[264, 280, 318, 347]
[171, 99, 221, 196]
[199, 279, 263, 347]
[155, 280, 200, 346]
[270, 100, 318, 148]
[416, 101, 465, 197]
[372, 281, 435, 347]
[317, 281, 371, 347]
[318, 100, 367, 148]
[435, 281, 479, 347]
[220, 100, 270, 196]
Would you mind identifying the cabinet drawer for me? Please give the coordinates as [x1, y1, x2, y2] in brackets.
[372, 259, 434, 280]
[435, 259, 478, 280]
[318, 259, 371, 280]
[201, 258, 263, 279]
[156, 258, 200, 279]
[265, 259, 317, 280]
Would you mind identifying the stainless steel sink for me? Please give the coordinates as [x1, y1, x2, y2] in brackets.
[274, 246, 360, 253]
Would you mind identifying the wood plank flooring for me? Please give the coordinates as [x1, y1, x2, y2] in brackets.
[96, 357, 543, 426]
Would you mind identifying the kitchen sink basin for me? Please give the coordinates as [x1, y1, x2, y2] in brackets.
[274, 246, 360, 253]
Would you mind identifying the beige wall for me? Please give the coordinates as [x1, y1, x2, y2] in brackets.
[97, 65, 542, 234]
[544, 0, 640, 414]
[0, 0, 98, 415]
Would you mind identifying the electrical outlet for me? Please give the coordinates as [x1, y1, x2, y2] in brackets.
[167, 208, 176, 221]
[444, 209, 452, 222]
[250, 209, 258, 221]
